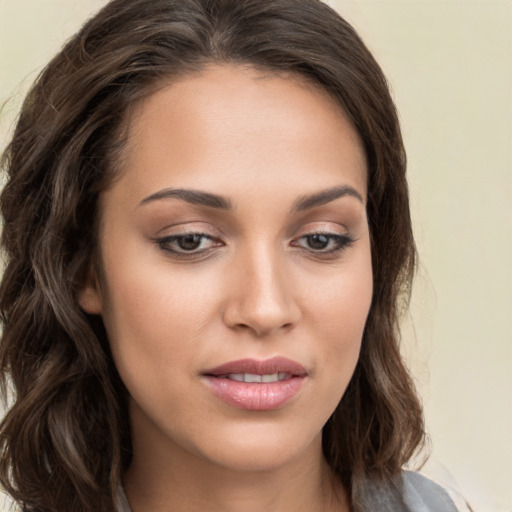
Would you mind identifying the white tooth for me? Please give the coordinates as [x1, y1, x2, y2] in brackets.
[228, 374, 244, 382]
[262, 373, 279, 383]
[278, 372, 291, 381]
[244, 373, 262, 383]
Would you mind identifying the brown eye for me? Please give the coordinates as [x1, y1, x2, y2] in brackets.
[305, 234, 330, 250]
[156, 233, 221, 255]
[176, 234, 204, 251]
[292, 233, 354, 254]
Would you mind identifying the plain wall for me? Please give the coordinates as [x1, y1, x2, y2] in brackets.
[330, 2, 512, 511]
[1, 1, 511, 511]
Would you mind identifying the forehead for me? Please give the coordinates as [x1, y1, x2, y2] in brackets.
[111, 64, 367, 204]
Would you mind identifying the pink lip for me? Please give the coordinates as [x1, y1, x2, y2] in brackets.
[204, 356, 308, 377]
[202, 357, 307, 411]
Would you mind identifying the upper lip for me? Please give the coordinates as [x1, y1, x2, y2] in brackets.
[203, 356, 308, 376]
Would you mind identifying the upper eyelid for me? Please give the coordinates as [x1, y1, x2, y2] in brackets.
[158, 230, 214, 238]
[297, 227, 347, 235]
[151, 215, 351, 236]
[152, 220, 232, 241]
[292, 229, 349, 244]
[154, 221, 349, 238]
[156, 229, 347, 240]
[291, 217, 349, 233]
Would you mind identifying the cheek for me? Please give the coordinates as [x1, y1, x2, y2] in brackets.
[99, 256, 206, 379]
[305, 249, 372, 385]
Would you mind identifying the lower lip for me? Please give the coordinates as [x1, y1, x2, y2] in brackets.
[202, 376, 305, 411]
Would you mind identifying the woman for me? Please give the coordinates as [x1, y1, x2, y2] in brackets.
[0, 1, 463, 511]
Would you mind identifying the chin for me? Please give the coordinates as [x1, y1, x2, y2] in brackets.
[192, 421, 323, 473]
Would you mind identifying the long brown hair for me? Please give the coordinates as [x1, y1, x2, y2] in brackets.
[0, 1, 424, 510]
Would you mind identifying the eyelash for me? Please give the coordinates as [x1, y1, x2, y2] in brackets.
[290, 232, 354, 255]
[154, 231, 354, 260]
[155, 233, 220, 259]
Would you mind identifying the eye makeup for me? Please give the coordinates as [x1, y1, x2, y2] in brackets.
[152, 227, 355, 263]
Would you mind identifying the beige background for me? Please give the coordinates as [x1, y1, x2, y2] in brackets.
[1, 1, 511, 511]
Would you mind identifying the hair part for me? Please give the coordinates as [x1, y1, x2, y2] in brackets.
[0, 1, 424, 510]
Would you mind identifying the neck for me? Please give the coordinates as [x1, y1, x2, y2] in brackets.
[124, 431, 348, 512]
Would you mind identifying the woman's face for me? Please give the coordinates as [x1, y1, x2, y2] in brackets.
[80, 65, 372, 472]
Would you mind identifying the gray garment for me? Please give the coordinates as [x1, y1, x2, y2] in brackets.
[117, 471, 459, 512]
[403, 472, 459, 512]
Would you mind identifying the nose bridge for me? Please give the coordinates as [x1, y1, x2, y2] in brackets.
[223, 238, 300, 336]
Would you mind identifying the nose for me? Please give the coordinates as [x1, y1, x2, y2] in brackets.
[222, 245, 302, 337]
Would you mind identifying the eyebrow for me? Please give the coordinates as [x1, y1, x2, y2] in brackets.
[140, 188, 232, 209]
[291, 185, 364, 212]
[139, 185, 363, 211]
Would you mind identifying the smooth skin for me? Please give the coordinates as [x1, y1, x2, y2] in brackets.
[79, 65, 372, 512]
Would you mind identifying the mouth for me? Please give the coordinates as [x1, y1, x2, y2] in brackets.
[214, 372, 293, 383]
[201, 357, 307, 411]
